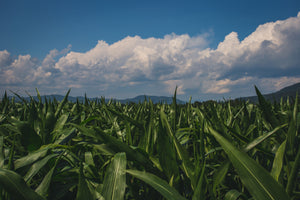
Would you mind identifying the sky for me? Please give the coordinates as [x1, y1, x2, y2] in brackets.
[0, 0, 300, 101]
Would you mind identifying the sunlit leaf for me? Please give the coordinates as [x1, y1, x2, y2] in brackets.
[102, 152, 126, 200]
[208, 126, 290, 200]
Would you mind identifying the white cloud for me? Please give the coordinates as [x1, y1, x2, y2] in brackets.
[0, 50, 11, 68]
[0, 46, 71, 95]
[0, 54, 37, 84]
[1, 12, 300, 100]
[204, 77, 253, 94]
[164, 80, 185, 95]
[52, 33, 209, 95]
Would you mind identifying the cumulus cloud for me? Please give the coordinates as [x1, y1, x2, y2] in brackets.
[0, 54, 37, 85]
[51, 34, 209, 97]
[1, 12, 300, 100]
[0, 46, 71, 95]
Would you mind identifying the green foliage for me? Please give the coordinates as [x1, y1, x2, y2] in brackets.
[0, 168, 44, 200]
[0, 87, 299, 199]
[127, 169, 187, 200]
[208, 126, 290, 199]
[102, 153, 126, 200]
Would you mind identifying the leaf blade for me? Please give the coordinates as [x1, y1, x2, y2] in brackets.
[160, 109, 196, 188]
[102, 152, 127, 200]
[76, 164, 95, 200]
[127, 169, 187, 200]
[0, 168, 44, 200]
[208, 126, 290, 200]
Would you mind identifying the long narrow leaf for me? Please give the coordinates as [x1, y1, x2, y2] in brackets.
[255, 86, 285, 142]
[212, 160, 231, 195]
[243, 124, 287, 152]
[286, 146, 300, 196]
[0, 168, 44, 200]
[14, 147, 49, 169]
[127, 169, 187, 200]
[271, 140, 286, 181]
[105, 106, 145, 131]
[286, 93, 298, 157]
[208, 126, 290, 200]
[157, 125, 179, 180]
[24, 154, 57, 182]
[102, 152, 127, 200]
[160, 109, 196, 188]
[0, 136, 4, 167]
[76, 164, 95, 200]
[192, 160, 206, 200]
[72, 124, 154, 169]
[54, 89, 70, 118]
[35, 164, 56, 197]
[224, 189, 244, 200]
[35, 153, 62, 197]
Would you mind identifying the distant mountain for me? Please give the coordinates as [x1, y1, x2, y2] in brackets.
[237, 82, 300, 103]
[118, 95, 185, 104]
[9, 83, 299, 104]
[8, 94, 185, 104]
[8, 94, 88, 103]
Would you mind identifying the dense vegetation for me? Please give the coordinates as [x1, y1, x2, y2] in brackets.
[0, 87, 299, 200]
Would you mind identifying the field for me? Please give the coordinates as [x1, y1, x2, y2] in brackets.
[0, 87, 299, 200]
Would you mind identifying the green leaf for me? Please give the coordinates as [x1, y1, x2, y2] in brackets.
[255, 86, 284, 142]
[157, 126, 179, 180]
[286, 146, 300, 196]
[10, 90, 29, 108]
[35, 154, 62, 197]
[54, 127, 77, 145]
[0, 136, 4, 168]
[35, 88, 42, 103]
[127, 169, 187, 200]
[172, 86, 178, 133]
[84, 152, 95, 167]
[286, 93, 298, 157]
[243, 124, 287, 152]
[35, 164, 56, 197]
[208, 126, 290, 200]
[224, 189, 244, 200]
[105, 106, 145, 131]
[271, 140, 286, 181]
[0, 168, 44, 200]
[76, 164, 95, 200]
[93, 144, 116, 156]
[14, 147, 49, 169]
[102, 152, 127, 200]
[55, 89, 70, 118]
[11, 120, 42, 151]
[192, 160, 206, 200]
[72, 124, 154, 170]
[213, 161, 231, 195]
[24, 154, 57, 182]
[8, 135, 16, 170]
[160, 109, 196, 188]
[53, 113, 69, 131]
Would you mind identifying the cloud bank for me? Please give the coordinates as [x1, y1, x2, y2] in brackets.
[1, 12, 300, 100]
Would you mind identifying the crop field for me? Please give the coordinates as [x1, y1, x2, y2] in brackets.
[0, 87, 299, 200]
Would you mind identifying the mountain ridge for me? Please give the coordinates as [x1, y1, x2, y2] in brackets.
[6, 94, 186, 104]
[236, 82, 300, 103]
[4, 82, 300, 104]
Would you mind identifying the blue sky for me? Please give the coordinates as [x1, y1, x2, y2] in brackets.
[0, 0, 300, 101]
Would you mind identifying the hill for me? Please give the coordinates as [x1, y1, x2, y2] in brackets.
[118, 95, 185, 104]
[5, 82, 299, 104]
[7, 94, 185, 104]
[237, 82, 300, 103]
